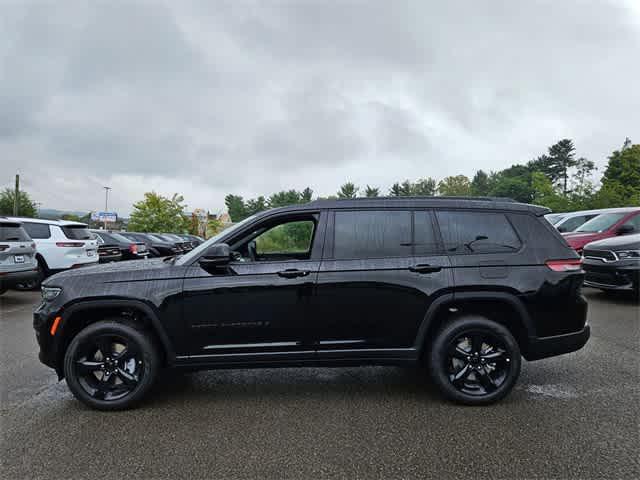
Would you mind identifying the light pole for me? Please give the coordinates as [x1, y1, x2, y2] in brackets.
[103, 186, 111, 230]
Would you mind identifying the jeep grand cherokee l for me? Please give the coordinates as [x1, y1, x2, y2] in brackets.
[34, 197, 589, 410]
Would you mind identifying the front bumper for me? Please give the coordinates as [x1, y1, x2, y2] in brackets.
[33, 300, 62, 371]
[524, 325, 591, 361]
[583, 262, 639, 291]
[0, 267, 39, 290]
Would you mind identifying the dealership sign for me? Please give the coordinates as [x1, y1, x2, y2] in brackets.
[91, 211, 118, 223]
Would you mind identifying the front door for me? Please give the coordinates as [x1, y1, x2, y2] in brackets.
[312, 209, 452, 358]
[180, 211, 326, 362]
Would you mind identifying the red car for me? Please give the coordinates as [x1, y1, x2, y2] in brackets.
[562, 207, 640, 253]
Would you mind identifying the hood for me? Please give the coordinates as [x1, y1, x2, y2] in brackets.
[43, 257, 175, 285]
[584, 234, 640, 251]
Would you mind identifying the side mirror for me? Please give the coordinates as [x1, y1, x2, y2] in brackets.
[198, 243, 231, 268]
[616, 224, 634, 235]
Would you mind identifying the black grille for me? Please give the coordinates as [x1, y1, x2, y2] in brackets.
[583, 249, 617, 262]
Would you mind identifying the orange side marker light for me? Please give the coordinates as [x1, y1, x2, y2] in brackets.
[50, 316, 62, 336]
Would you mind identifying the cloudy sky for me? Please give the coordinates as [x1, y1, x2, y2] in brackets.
[1, 1, 639, 215]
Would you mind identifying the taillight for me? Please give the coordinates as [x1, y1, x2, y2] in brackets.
[31, 243, 36, 249]
[56, 242, 84, 247]
[546, 259, 583, 272]
[129, 244, 138, 254]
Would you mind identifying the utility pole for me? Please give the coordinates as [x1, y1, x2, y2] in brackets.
[103, 186, 111, 230]
[13, 174, 19, 216]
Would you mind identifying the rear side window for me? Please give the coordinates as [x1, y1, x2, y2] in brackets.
[436, 211, 521, 254]
[413, 211, 440, 255]
[333, 210, 411, 259]
[0, 223, 31, 241]
[22, 222, 51, 239]
[61, 225, 93, 240]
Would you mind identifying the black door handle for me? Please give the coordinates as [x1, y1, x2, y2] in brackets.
[409, 264, 442, 274]
[277, 269, 310, 279]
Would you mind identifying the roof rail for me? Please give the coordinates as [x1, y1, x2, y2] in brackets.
[309, 196, 516, 204]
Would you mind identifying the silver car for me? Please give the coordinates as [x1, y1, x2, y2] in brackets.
[0, 218, 38, 294]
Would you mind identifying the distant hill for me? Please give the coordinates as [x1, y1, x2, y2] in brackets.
[38, 208, 89, 220]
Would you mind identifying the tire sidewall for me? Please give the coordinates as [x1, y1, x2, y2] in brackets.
[429, 316, 522, 405]
[63, 320, 159, 411]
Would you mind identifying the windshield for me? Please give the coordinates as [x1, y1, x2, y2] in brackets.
[545, 213, 566, 225]
[176, 214, 260, 265]
[575, 213, 626, 233]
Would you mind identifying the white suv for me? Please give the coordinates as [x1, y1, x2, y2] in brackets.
[8, 217, 98, 287]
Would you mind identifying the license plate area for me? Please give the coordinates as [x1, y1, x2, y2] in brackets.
[14, 255, 25, 263]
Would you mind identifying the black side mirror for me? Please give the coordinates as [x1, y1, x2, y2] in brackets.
[198, 243, 232, 268]
[616, 224, 634, 235]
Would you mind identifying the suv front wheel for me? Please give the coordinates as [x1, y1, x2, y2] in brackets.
[63, 320, 160, 410]
[429, 316, 521, 405]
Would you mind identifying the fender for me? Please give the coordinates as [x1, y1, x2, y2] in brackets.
[58, 298, 176, 363]
[413, 291, 536, 353]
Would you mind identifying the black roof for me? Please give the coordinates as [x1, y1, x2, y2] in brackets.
[264, 196, 549, 216]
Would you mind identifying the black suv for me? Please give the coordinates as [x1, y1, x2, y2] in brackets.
[34, 197, 589, 410]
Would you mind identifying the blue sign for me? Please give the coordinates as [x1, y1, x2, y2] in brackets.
[91, 211, 118, 223]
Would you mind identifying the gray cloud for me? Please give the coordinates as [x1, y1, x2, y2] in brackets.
[1, 0, 639, 215]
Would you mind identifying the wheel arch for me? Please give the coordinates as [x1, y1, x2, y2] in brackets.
[54, 298, 175, 377]
[415, 291, 535, 358]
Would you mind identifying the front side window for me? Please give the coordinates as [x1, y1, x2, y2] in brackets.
[254, 221, 314, 256]
[22, 222, 51, 239]
[436, 211, 521, 254]
[333, 210, 411, 259]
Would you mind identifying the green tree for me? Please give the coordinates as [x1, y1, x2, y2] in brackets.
[337, 182, 358, 198]
[245, 196, 268, 216]
[599, 142, 640, 205]
[412, 177, 437, 196]
[488, 165, 535, 203]
[224, 194, 247, 222]
[389, 182, 404, 197]
[364, 185, 380, 197]
[0, 188, 37, 217]
[471, 170, 491, 196]
[269, 190, 302, 208]
[300, 187, 314, 203]
[438, 175, 472, 196]
[61, 213, 82, 222]
[531, 172, 572, 211]
[128, 192, 188, 233]
[530, 139, 579, 195]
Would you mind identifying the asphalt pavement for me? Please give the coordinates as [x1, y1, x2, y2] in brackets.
[1, 289, 638, 479]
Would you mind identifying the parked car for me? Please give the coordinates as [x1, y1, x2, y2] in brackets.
[582, 233, 640, 297]
[120, 232, 180, 257]
[547, 209, 604, 233]
[90, 230, 148, 260]
[563, 207, 640, 254]
[95, 240, 122, 263]
[176, 234, 204, 248]
[34, 197, 589, 410]
[0, 218, 39, 295]
[8, 217, 98, 288]
[161, 233, 193, 252]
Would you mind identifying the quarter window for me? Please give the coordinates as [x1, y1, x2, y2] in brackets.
[333, 210, 411, 259]
[436, 211, 521, 254]
[21, 222, 51, 239]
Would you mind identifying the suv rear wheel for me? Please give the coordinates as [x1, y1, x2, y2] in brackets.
[429, 316, 521, 405]
[63, 320, 160, 410]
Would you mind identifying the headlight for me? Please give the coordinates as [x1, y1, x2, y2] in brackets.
[41, 286, 62, 301]
[617, 250, 640, 259]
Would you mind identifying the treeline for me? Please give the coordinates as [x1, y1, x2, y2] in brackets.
[225, 138, 640, 222]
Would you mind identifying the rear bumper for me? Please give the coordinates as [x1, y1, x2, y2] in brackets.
[524, 325, 591, 361]
[0, 268, 39, 289]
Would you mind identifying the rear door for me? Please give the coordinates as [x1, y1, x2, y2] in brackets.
[312, 209, 452, 358]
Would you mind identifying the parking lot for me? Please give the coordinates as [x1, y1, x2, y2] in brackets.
[1, 289, 638, 479]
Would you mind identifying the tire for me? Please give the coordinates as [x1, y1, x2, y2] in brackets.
[63, 320, 160, 411]
[14, 259, 46, 291]
[429, 315, 521, 405]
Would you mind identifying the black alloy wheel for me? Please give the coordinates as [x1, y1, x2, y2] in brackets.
[429, 316, 521, 405]
[64, 320, 159, 410]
